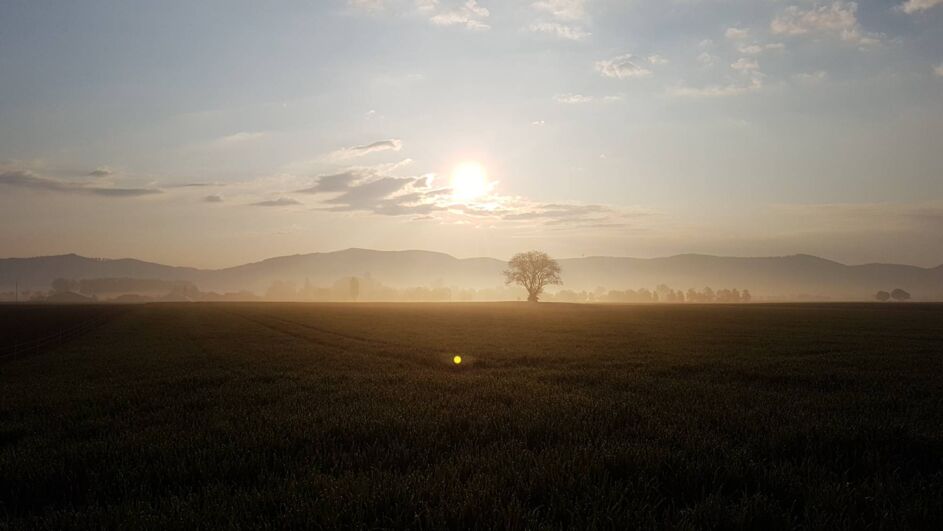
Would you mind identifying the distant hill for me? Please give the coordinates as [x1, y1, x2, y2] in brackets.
[2, 249, 942, 300]
[557, 254, 943, 300]
[0, 254, 199, 290]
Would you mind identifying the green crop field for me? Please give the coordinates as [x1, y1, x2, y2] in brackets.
[1, 302, 941, 529]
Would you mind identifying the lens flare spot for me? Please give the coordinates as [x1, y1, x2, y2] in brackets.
[453, 355, 463, 365]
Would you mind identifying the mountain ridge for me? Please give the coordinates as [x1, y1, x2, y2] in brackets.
[1, 249, 941, 300]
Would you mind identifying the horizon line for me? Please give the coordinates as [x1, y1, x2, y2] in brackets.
[2, 248, 940, 271]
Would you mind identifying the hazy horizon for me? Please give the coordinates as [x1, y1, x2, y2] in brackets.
[3, 246, 943, 270]
[2, 1, 942, 268]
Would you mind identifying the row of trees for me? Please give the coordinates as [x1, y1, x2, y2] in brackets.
[607, 286, 750, 303]
[16, 252, 916, 304]
[32, 277, 253, 303]
[267, 277, 460, 302]
[503, 251, 927, 303]
[52, 277, 201, 299]
[504, 251, 752, 303]
[548, 286, 751, 304]
[875, 289, 911, 302]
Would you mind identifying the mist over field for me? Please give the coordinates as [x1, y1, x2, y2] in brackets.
[3, 248, 943, 302]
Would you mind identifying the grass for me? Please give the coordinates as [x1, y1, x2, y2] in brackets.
[0, 304, 124, 349]
[1, 302, 941, 529]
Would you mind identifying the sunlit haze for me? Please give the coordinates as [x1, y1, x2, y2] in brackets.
[451, 162, 490, 201]
[1, 1, 942, 268]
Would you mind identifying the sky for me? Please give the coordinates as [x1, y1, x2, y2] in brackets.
[1, 0, 941, 268]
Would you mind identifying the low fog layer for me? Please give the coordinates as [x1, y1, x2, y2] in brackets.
[2, 249, 941, 302]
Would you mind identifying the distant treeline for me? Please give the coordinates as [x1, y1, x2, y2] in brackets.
[874, 289, 911, 302]
[0, 278, 253, 303]
[4, 277, 754, 304]
[546, 285, 751, 304]
[269, 277, 519, 302]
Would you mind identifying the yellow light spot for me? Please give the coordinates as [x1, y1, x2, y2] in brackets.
[453, 355, 462, 365]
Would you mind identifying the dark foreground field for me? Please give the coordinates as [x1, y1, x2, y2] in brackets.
[1, 303, 941, 529]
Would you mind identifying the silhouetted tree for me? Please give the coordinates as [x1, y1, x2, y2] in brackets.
[891, 288, 911, 302]
[741, 289, 752, 303]
[875, 290, 891, 302]
[350, 277, 360, 301]
[655, 284, 672, 302]
[164, 281, 199, 301]
[702, 287, 715, 303]
[504, 250, 562, 302]
[265, 280, 298, 301]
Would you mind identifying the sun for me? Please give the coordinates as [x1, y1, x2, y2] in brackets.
[451, 162, 489, 201]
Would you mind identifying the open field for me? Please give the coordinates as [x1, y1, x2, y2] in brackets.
[1, 302, 941, 529]
[0, 305, 126, 358]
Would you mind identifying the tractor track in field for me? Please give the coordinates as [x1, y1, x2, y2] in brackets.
[220, 308, 446, 369]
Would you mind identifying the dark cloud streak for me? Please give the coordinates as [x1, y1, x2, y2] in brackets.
[251, 198, 302, 207]
[0, 170, 162, 197]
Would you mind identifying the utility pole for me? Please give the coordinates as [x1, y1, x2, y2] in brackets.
[15, 280, 18, 303]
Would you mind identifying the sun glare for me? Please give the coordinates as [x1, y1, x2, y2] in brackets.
[451, 162, 489, 201]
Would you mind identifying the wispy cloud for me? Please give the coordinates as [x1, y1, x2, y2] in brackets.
[737, 42, 784, 55]
[348, 0, 387, 12]
[503, 203, 609, 222]
[330, 139, 403, 160]
[555, 93, 593, 104]
[203, 194, 224, 203]
[770, 1, 882, 47]
[88, 167, 113, 177]
[595, 54, 657, 79]
[298, 169, 444, 215]
[202, 131, 269, 150]
[731, 58, 759, 72]
[528, 22, 589, 41]
[793, 70, 828, 84]
[295, 164, 643, 231]
[697, 52, 717, 68]
[251, 197, 302, 207]
[296, 170, 375, 194]
[417, 0, 490, 30]
[725, 27, 750, 40]
[529, 0, 588, 40]
[168, 182, 222, 188]
[0, 170, 162, 197]
[668, 77, 763, 98]
[532, 0, 585, 21]
[496, 200, 646, 231]
[898, 0, 943, 14]
[772, 201, 943, 233]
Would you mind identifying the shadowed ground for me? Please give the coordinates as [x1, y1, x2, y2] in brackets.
[1, 303, 941, 529]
